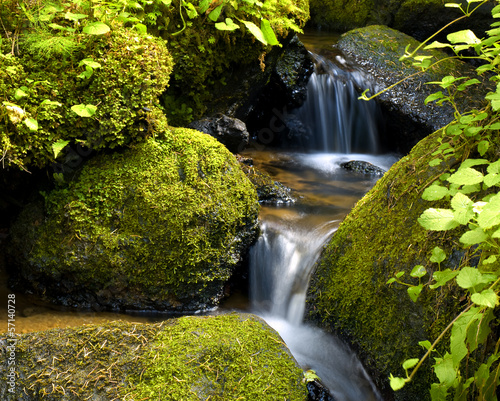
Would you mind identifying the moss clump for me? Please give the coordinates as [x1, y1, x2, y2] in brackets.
[10, 128, 259, 312]
[1, 314, 307, 400]
[305, 128, 499, 400]
[308, 0, 377, 31]
[130, 313, 308, 400]
[1, 26, 173, 170]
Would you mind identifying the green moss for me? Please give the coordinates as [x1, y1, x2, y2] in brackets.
[308, 0, 375, 31]
[306, 128, 488, 400]
[10, 128, 259, 311]
[130, 313, 308, 400]
[1, 26, 173, 170]
[4, 314, 307, 400]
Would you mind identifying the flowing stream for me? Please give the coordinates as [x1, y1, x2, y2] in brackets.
[243, 36, 398, 400]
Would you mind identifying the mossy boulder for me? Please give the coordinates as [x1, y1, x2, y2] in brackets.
[336, 25, 490, 153]
[308, 0, 494, 41]
[1, 26, 173, 170]
[305, 128, 500, 400]
[9, 128, 259, 312]
[0, 313, 308, 400]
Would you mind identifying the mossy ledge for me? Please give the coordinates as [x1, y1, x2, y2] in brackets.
[9, 128, 259, 312]
[0, 313, 308, 400]
[305, 128, 500, 401]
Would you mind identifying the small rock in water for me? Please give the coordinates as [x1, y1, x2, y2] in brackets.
[340, 160, 386, 176]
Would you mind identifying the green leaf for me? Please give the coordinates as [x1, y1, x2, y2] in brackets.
[422, 184, 449, 200]
[434, 353, 456, 386]
[241, 20, 268, 45]
[460, 227, 488, 245]
[24, 118, 38, 131]
[402, 358, 420, 370]
[14, 88, 28, 100]
[208, 4, 223, 21]
[407, 284, 423, 302]
[487, 159, 500, 174]
[418, 208, 460, 231]
[260, 19, 279, 46]
[64, 12, 88, 20]
[425, 41, 452, 50]
[386, 277, 397, 284]
[456, 266, 489, 289]
[429, 158, 442, 167]
[447, 29, 481, 44]
[304, 369, 320, 383]
[83, 22, 110, 35]
[424, 91, 445, 104]
[419, 340, 432, 350]
[471, 289, 498, 308]
[389, 375, 407, 391]
[430, 269, 459, 289]
[199, 0, 210, 13]
[161, 0, 172, 5]
[410, 265, 427, 278]
[215, 18, 240, 31]
[71, 104, 97, 117]
[184, 2, 198, 19]
[52, 139, 70, 158]
[451, 192, 473, 225]
[482, 255, 497, 265]
[134, 23, 147, 34]
[478, 140, 489, 156]
[477, 193, 500, 229]
[460, 159, 489, 169]
[78, 58, 101, 69]
[484, 173, 500, 187]
[40, 99, 62, 107]
[447, 167, 484, 186]
[430, 246, 446, 263]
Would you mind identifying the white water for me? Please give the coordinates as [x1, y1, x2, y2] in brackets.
[295, 53, 380, 153]
[247, 50, 390, 400]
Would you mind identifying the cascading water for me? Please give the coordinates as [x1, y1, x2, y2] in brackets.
[294, 53, 381, 153]
[247, 49, 390, 401]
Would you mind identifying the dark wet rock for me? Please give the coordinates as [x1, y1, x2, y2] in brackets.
[236, 155, 295, 205]
[0, 313, 308, 400]
[189, 114, 249, 153]
[309, 0, 495, 42]
[307, 380, 337, 401]
[336, 25, 492, 153]
[8, 130, 259, 313]
[340, 160, 386, 176]
[205, 35, 314, 124]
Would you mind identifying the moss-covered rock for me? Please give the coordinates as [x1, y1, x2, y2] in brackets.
[0, 313, 308, 400]
[308, 0, 494, 41]
[1, 26, 173, 170]
[336, 25, 491, 153]
[305, 127, 499, 400]
[9, 128, 259, 312]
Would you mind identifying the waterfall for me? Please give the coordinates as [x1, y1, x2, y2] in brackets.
[295, 53, 380, 153]
[250, 219, 337, 325]
[249, 218, 383, 401]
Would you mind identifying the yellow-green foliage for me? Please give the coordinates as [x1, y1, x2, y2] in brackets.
[11, 128, 259, 310]
[306, 128, 484, 399]
[6, 314, 307, 400]
[129, 313, 308, 400]
[154, 0, 309, 125]
[0, 26, 172, 170]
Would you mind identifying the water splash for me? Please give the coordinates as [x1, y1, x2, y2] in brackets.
[295, 53, 380, 153]
[250, 219, 337, 325]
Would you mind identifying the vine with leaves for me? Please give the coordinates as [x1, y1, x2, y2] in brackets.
[370, 1, 500, 399]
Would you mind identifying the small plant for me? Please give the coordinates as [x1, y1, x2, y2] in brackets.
[376, 1, 500, 399]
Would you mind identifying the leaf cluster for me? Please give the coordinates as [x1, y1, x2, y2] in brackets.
[384, 2, 500, 398]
